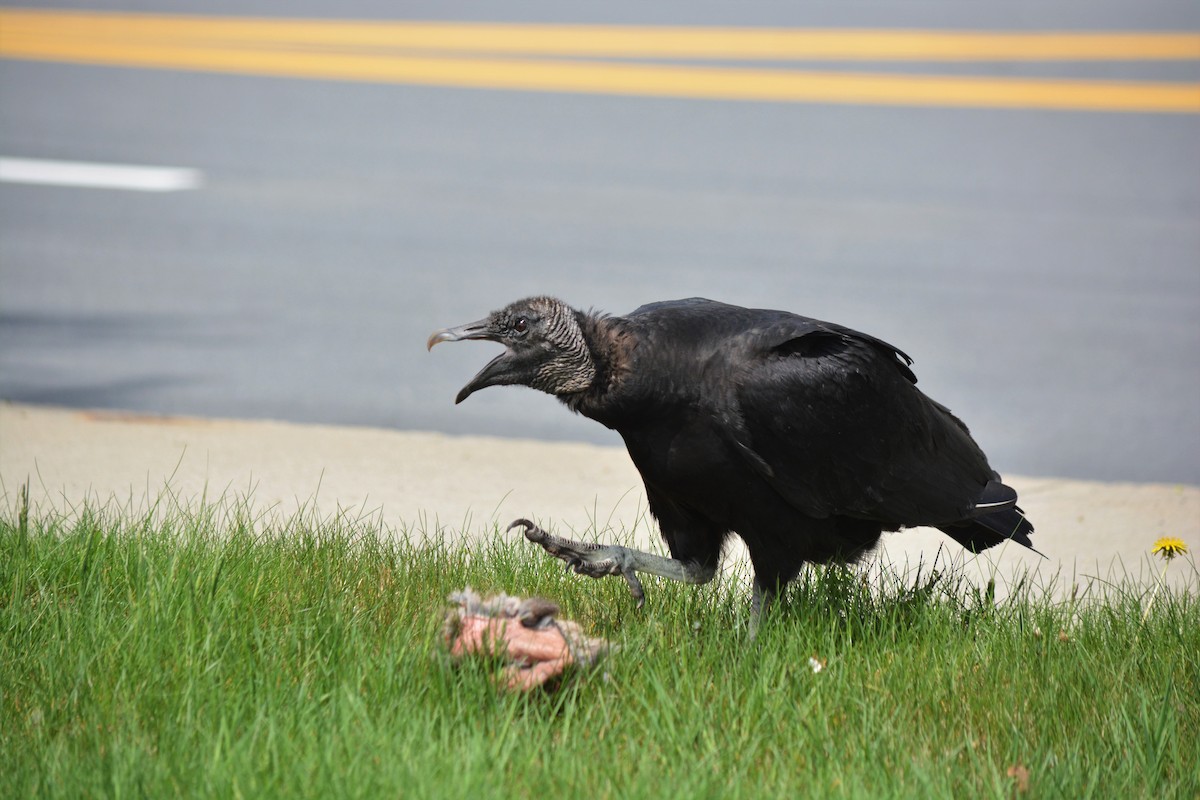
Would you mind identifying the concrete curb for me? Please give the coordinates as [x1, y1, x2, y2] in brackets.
[3, 403, 1196, 595]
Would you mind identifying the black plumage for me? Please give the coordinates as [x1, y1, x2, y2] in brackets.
[429, 296, 1035, 623]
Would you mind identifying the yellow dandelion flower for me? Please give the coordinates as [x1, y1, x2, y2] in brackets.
[1151, 537, 1189, 561]
[1138, 537, 1189, 630]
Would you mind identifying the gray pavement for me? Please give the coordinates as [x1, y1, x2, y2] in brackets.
[1, 3, 1198, 484]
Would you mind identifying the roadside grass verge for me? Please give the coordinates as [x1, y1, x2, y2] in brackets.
[2, 494, 1197, 798]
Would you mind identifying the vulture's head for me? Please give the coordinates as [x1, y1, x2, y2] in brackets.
[428, 297, 596, 404]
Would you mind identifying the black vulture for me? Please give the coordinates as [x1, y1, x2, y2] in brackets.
[428, 297, 1035, 629]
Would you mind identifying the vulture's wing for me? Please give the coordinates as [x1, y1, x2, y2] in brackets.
[722, 319, 1004, 528]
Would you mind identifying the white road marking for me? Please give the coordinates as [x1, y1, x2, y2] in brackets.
[0, 157, 202, 192]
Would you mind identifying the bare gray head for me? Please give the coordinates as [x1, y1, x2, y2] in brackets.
[427, 296, 596, 403]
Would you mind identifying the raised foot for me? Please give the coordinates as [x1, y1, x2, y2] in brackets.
[507, 519, 647, 608]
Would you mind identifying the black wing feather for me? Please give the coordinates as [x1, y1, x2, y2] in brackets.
[726, 320, 998, 527]
[620, 300, 1032, 549]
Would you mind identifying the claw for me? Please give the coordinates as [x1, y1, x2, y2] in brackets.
[509, 518, 716, 613]
[510, 517, 646, 607]
[622, 571, 646, 609]
[508, 518, 602, 559]
[507, 518, 538, 539]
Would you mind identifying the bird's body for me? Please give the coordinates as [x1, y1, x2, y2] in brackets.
[429, 297, 1034, 623]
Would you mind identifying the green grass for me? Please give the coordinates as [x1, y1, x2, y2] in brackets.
[2, 493, 1197, 799]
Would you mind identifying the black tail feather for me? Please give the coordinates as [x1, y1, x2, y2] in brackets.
[939, 480, 1038, 554]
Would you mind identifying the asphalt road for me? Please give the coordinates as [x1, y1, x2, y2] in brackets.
[1, 3, 1198, 484]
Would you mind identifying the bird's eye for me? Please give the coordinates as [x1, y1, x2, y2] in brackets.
[513, 317, 528, 334]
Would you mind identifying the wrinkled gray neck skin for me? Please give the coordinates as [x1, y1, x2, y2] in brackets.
[530, 300, 596, 396]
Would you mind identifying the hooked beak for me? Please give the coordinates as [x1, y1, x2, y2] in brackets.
[427, 317, 514, 404]
[426, 318, 494, 351]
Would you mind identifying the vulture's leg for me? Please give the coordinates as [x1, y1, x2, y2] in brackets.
[749, 578, 776, 640]
[509, 519, 716, 608]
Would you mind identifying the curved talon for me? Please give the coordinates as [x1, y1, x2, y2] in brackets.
[507, 518, 541, 541]
[509, 518, 577, 552]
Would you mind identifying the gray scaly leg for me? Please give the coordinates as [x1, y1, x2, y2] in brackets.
[509, 519, 716, 609]
[749, 578, 776, 640]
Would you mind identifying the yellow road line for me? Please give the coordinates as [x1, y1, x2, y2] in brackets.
[2, 10, 1199, 113]
[4, 9, 1200, 61]
[5, 33, 1198, 113]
